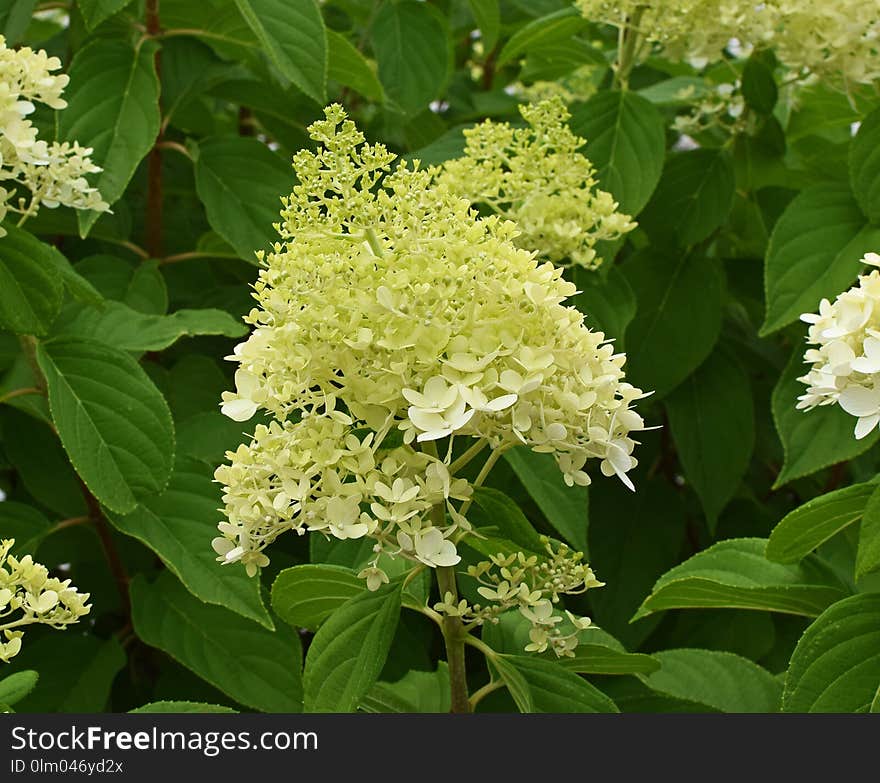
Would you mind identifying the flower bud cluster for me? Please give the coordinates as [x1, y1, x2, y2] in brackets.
[798, 253, 880, 440]
[434, 538, 603, 657]
[213, 104, 647, 583]
[0, 539, 91, 662]
[577, 0, 880, 86]
[437, 97, 636, 270]
[0, 35, 107, 233]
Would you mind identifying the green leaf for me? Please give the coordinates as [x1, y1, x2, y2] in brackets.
[634, 538, 849, 621]
[642, 649, 782, 713]
[56, 301, 246, 352]
[327, 30, 383, 101]
[74, 255, 167, 315]
[130, 701, 237, 714]
[471, 486, 544, 552]
[0, 0, 37, 44]
[0, 502, 52, 556]
[623, 249, 723, 399]
[741, 56, 778, 115]
[497, 7, 586, 67]
[58, 40, 161, 237]
[503, 447, 588, 552]
[666, 351, 754, 527]
[271, 564, 363, 631]
[571, 265, 637, 349]
[856, 485, 880, 580]
[2, 634, 125, 712]
[131, 573, 303, 712]
[372, 1, 449, 116]
[493, 655, 619, 713]
[761, 184, 880, 335]
[360, 664, 450, 713]
[766, 483, 875, 564]
[569, 90, 666, 215]
[783, 593, 880, 712]
[772, 346, 880, 487]
[849, 106, 880, 224]
[194, 136, 292, 263]
[0, 223, 65, 335]
[303, 581, 402, 712]
[76, 0, 133, 29]
[106, 458, 271, 628]
[640, 149, 735, 246]
[0, 671, 38, 707]
[233, 0, 327, 104]
[468, 0, 500, 52]
[36, 338, 175, 514]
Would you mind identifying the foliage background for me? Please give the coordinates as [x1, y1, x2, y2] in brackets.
[0, 0, 879, 713]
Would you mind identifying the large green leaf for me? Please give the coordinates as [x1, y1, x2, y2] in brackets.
[1, 634, 124, 712]
[634, 538, 849, 620]
[642, 649, 781, 713]
[360, 665, 450, 713]
[77, 0, 133, 29]
[849, 106, 880, 224]
[303, 581, 402, 712]
[640, 149, 735, 246]
[56, 301, 246, 352]
[327, 30, 383, 101]
[0, 502, 52, 557]
[571, 265, 636, 348]
[58, 40, 161, 237]
[471, 486, 544, 552]
[761, 184, 880, 335]
[503, 447, 588, 552]
[272, 564, 363, 631]
[233, 0, 326, 104]
[766, 483, 875, 564]
[666, 351, 754, 527]
[131, 573, 303, 712]
[856, 484, 880, 580]
[36, 338, 175, 514]
[569, 90, 666, 215]
[194, 136, 292, 263]
[371, 1, 449, 116]
[496, 7, 586, 67]
[74, 256, 166, 315]
[0, 224, 65, 335]
[0, 0, 36, 44]
[623, 249, 723, 399]
[783, 593, 880, 712]
[772, 347, 880, 487]
[493, 654, 618, 713]
[106, 458, 271, 627]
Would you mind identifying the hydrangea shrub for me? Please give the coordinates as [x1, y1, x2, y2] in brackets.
[0, 0, 878, 714]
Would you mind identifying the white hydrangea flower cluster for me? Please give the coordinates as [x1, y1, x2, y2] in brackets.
[577, 0, 880, 86]
[437, 539, 603, 658]
[213, 105, 648, 585]
[672, 80, 747, 136]
[0, 539, 92, 662]
[437, 97, 636, 270]
[0, 35, 108, 234]
[797, 253, 880, 440]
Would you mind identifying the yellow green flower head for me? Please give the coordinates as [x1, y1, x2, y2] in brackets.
[214, 104, 648, 582]
[577, 0, 880, 85]
[437, 97, 636, 270]
[797, 253, 880, 441]
[0, 35, 108, 234]
[0, 539, 91, 663]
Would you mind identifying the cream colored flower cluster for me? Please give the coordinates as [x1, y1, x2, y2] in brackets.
[0, 539, 91, 662]
[797, 253, 880, 440]
[214, 105, 647, 583]
[438, 97, 635, 270]
[0, 35, 107, 234]
[435, 540, 603, 657]
[577, 0, 880, 85]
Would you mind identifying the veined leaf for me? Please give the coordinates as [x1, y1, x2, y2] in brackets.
[272, 564, 363, 631]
